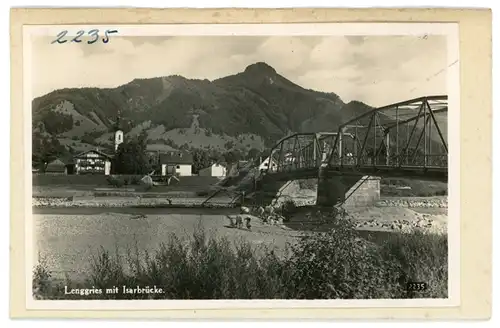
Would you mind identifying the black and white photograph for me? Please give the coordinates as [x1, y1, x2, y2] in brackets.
[26, 23, 459, 308]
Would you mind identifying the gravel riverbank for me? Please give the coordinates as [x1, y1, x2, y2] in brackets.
[33, 195, 448, 209]
[376, 197, 448, 208]
[32, 196, 236, 208]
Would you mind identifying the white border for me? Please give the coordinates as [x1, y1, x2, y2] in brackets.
[23, 22, 460, 311]
[28, 23, 452, 36]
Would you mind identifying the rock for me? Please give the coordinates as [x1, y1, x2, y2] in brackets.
[140, 175, 154, 187]
[255, 206, 265, 217]
[264, 205, 275, 215]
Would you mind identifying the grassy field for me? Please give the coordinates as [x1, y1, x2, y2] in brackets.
[33, 210, 448, 300]
[33, 174, 221, 193]
[380, 178, 448, 197]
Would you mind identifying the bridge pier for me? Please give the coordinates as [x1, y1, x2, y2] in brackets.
[316, 169, 346, 206]
[316, 168, 381, 207]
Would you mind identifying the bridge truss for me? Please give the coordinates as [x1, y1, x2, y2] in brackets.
[265, 95, 448, 181]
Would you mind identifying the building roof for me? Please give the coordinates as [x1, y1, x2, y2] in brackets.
[74, 149, 113, 159]
[213, 162, 227, 168]
[146, 144, 177, 153]
[45, 159, 66, 172]
[200, 162, 227, 170]
[59, 153, 75, 165]
[159, 151, 194, 165]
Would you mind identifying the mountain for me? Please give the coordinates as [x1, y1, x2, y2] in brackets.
[31, 62, 380, 155]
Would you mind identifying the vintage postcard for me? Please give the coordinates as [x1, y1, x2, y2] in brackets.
[10, 8, 492, 320]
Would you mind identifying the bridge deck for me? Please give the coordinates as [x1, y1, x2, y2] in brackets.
[266, 165, 447, 182]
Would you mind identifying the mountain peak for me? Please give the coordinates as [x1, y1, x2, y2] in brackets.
[244, 62, 277, 76]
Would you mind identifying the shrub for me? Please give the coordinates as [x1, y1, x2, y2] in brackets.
[281, 199, 298, 221]
[32, 256, 53, 300]
[379, 231, 448, 298]
[32, 215, 448, 300]
[130, 175, 142, 185]
[284, 215, 402, 299]
[106, 175, 125, 188]
[35, 226, 291, 300]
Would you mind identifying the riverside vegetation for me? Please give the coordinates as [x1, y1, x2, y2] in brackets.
[33, 209, 448, 300]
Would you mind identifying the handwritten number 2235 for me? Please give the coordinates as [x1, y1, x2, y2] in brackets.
[51, 29, 118, 44]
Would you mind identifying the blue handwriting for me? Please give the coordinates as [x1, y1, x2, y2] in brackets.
[51, 29, 118, 44]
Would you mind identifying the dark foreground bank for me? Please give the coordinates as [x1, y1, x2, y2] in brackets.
[33, 211, 448, 300]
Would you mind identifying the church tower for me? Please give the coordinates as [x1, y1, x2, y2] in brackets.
[114, 110, 124, 151]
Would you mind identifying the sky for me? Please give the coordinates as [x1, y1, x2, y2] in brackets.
[31, 35, 450, 107]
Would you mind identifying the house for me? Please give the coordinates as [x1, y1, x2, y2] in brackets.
[144, 145, 182, 173]
[59, 154, 76, 175]
[258, 156, 277, 172]
[74, 149, 113, 175]
[159, 151, 193, 177]
[45, 159, 67, 175]
[198, 163, 227, 177]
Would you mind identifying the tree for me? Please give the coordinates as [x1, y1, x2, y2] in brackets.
[32, 133, 66, 171]
[224, 141, 235, 150]
[112, 138, 150, 174]
[192, 149, 211, 174]
[81, 133, 96, 145]
[223, 150, 241, 165]
[211, 151, 225, 165]
[138, 130, 148, 145]
[41, 111, 74, 135]
[259, 148, 271, 160]
[246, 147, 260, 160]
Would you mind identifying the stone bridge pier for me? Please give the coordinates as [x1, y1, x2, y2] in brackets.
[316, 168, 381, 207]
[252, 170, 381, 208]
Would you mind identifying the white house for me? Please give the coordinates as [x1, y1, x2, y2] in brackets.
[74, 149, 113, 175]
[198, 163, 227, 177]
[159, 151, 193, 177]
[258, 156, 277, 172]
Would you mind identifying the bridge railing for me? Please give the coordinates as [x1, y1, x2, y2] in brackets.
[329, 153, 448, 168]
[265, 132, 340, 174]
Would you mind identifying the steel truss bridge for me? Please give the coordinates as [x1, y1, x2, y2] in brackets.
[263, 95, 448, 182]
